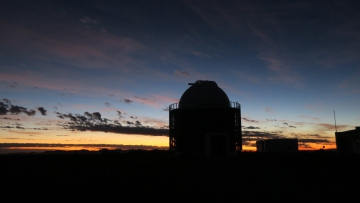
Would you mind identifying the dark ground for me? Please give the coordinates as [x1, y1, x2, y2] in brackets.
[1, 150, 359, 201]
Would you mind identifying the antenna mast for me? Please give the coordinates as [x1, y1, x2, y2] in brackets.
[334, 110, 337, 132]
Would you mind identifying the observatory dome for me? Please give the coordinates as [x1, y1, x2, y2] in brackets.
[179, 80, 230, 108]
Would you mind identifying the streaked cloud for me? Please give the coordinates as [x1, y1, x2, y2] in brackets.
[80, 16, 97, 25]
[316, 123, 350, 132]
[299, 115, 320, 121]
[174, 70, 190, 76]
[243, 126, 260, 130]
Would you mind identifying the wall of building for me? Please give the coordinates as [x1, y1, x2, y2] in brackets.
[336, 127, 360, 154]
[256, 139, 298, 153]
[169, 107, 240, 155]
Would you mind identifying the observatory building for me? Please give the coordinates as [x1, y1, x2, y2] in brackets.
[169, 80, 241, 156]
[335, 127, 360, 154]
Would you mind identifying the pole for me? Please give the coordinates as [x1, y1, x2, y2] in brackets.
[334, 110, 337, 132]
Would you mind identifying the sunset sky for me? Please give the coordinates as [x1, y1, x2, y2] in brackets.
[1, 0, 360, 152]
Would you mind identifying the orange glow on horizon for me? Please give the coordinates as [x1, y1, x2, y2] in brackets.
[1, 145, 169, 154]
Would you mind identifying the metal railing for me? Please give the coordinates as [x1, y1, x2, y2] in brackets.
[230, 101, 240, 109]
[169, 103, 179, 111]
[169, 101, 240, 110]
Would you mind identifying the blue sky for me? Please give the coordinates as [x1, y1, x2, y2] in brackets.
[1, 0, 360, 151]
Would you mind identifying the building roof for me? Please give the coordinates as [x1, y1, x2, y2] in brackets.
[335, 127, 360, 137]
[179, 80, 230, 109]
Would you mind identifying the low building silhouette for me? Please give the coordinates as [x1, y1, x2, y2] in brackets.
[256, 139, 298, 153]
[335, 127, 360, 154]
[169, 80, 241, 156]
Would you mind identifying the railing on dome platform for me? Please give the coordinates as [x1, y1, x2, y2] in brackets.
[231, 101, 240, 109]
[169, 101, 240, 111]
[169, 103, 179, 111]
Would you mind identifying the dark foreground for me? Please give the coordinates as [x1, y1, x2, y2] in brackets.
[1, 150, 359, 201]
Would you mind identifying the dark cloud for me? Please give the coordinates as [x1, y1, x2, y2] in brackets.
[242, 130, 283, 141]
[0, 99, 11, 115]
[37, 107, 47, 115]
[0, 106, 8, 115]
[134, 96, 148, 100]
[2, 98, 11, 106]
[274, 122, 296, 128]
[84, 112, 93, 119]
[92, 112, 102, 121]
[70, 124, 168, 136]
[135, 121, 142, 127]
[55, 112, 65, 119]
[103, 118, 112, 123]
[242, 118, 258, 122]
[116, 110, 122, 119]
[123, 98, 133, 104]
[124, 121, 134, 125]
[298, 139, 330, 143]
[243, 126, 260, 130]
[307, 134, 321, 137]
[303, 134, 332, 139]
[57, 110, 168, 136]
[9, 105, 36, 116]
[266, 118, 276, 121]
[0, 98, 46, 116]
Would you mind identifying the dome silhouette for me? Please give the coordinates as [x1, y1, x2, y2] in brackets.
[169, 80, 242, 156]
[179, 80, 230, 109]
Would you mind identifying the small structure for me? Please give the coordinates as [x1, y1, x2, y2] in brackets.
[169, 80, 241, 156]
[335, 127, 360, 154]
[256, 139, 298, 153]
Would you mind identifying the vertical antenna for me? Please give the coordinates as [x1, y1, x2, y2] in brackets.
[334, 110, 337, 132]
